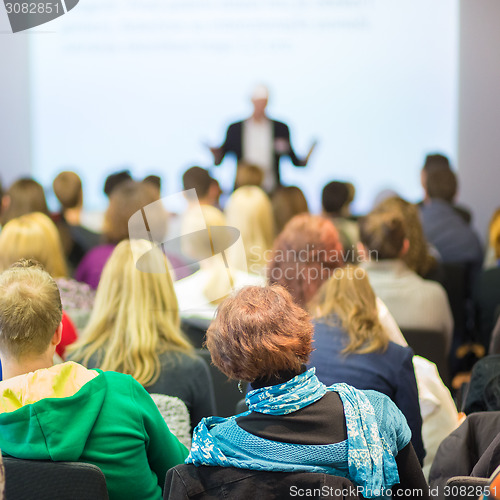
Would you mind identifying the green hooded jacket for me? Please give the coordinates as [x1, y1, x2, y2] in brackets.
[0, 362, 188, 499]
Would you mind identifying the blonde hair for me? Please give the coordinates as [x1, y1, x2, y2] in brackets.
[225, 186, 275, 275]
[311, 266, 389, 354]
[181, 205, 236, 304]
[0, 212, 68, 278]
[489, 208, 500, 259]
[69, 240, 192, 386]
[234, 163, 264, 189]
[0, 260, 62, 359]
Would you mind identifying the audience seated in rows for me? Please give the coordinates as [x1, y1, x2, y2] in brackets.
[268, 213, 460, 474]
[184, 285, 429, 498]
[69, 240, 216, 430]
[0, 260, 188, 500]
[0, 160, 492, 497]
[359, 210, 453, 350]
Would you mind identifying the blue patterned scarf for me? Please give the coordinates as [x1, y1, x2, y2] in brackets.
[187, 368, 404, 498]
[246, 367, 327, 414]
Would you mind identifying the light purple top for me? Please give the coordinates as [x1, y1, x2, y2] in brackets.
[74, 243, 194, 289]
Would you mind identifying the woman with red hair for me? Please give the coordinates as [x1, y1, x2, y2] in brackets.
[267, 214, 344, 307]
[178, 285, 429, 499]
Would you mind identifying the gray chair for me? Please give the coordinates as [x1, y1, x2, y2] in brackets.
[3, 457, 108, 500]
[196, 349, 247, 418]
[164, 464, 361, 499]
[181, 317, 211, 349]
[402, 328, 450, 386]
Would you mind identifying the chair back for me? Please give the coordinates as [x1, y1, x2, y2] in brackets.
[441, 262, 473, 344]
[164, 464, 361, 499]
[196, 349, 247, 418]
[181, 317, 211, 349]
[3, 457, 108, 500]
[402, 328, 450, 386]
[150, 393, 192, 448]
[444, 476, 488, 499]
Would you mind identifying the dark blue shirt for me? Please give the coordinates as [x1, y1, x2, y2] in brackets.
[309, 320, 425, 464]
[420, 199, 483, 265]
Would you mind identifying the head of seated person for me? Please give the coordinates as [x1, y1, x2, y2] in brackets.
[358, 210, 408, 262]
[310, 265, 389, 355]
[225, 186, 275, 276]
[0, 260, 63, 380]
[267, 214, 344, 308]
[53, 171, 83, 220]
[104, 179, 167, 245]
[322, 181, 352, 217]
[103, 169, 132, 198]
[234, 162, 264, 190]
[206, 284, 312, 385]
[69, 239, 192, 385]
[1, 178, 50, 226]
[422, 160, 457, 205]
[182, 166, 220, 207]
[0, 212, 68, 279]
[372, 197, 438, 278]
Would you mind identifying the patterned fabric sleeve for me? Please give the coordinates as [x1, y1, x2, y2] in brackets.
[363, 389, 412, 455]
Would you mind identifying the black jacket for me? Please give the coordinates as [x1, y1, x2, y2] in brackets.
[216, 119, 306, 187]
[429, 411, 500, 499]
[164, 465, 361, 499]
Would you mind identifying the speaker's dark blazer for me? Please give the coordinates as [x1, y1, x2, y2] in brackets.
[215, 119, 306, 187]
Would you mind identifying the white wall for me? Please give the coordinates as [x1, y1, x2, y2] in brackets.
[0, 8, 32, 187]
[457, 0, 500, 243]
